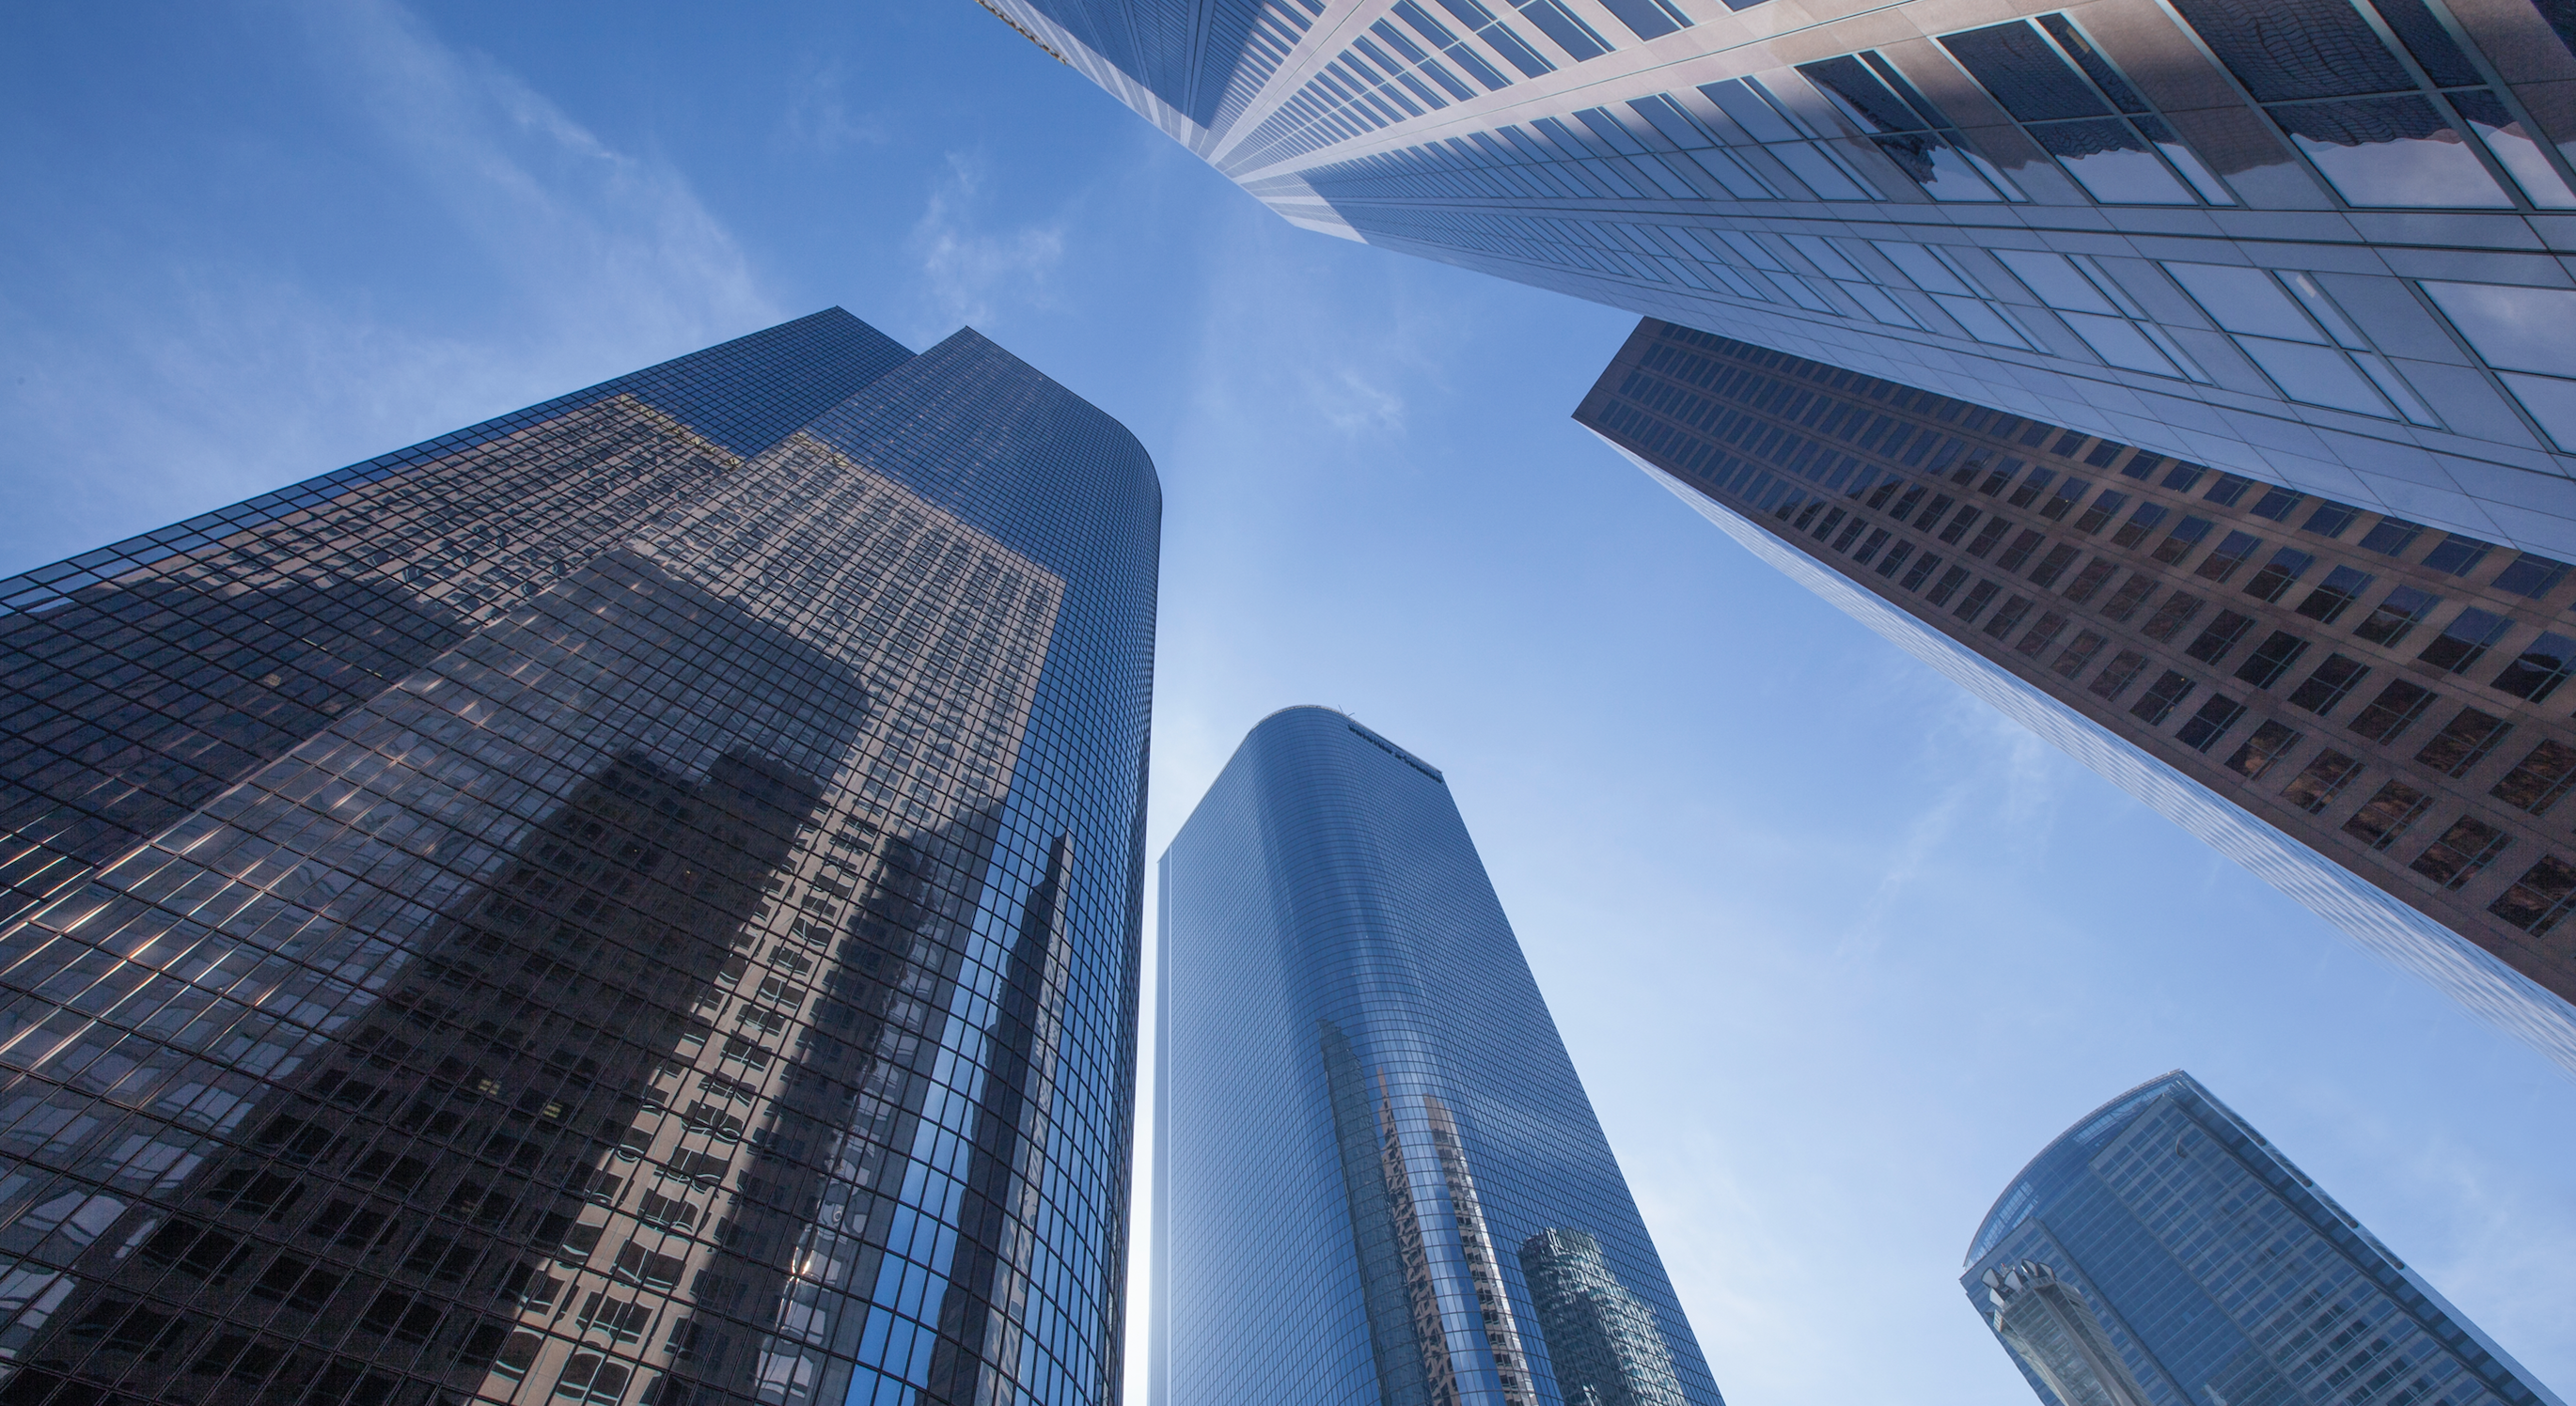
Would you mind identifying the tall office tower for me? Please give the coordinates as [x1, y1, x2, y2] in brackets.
[1154, 706, 1718, 1406]
[0, 309, 1159, 1406]
[1962, 1071, 2563, 1406]
[994, 0, 2576, 555]
[1579, 317, 2576, 1072]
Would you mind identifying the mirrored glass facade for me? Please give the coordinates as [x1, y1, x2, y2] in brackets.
[1577, 316, 2576, 1075]
[995, 0, 2576, 555]
[1153, 706, 1719, 1406]
[1962, 1071, 2562, 1406]
[0, 309, 1159, 1406]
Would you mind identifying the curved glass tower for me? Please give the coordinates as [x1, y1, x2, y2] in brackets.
[0, 310, 1158, 1406]
[1154, 706, 1718, 1406]
[1963, 1072, 2561, 1406]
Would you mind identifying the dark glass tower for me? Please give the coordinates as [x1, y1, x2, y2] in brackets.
[1577, 318, 2576, 1078]
[1963, 1071, 2561, 1406]
[0, 310, 1158, 1406]
[1154, 707, 1717, 1406]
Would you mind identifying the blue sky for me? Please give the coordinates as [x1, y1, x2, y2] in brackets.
[4, 3, 2571, 1402]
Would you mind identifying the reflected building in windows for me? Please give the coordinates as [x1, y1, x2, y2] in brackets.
[1153, 706, 1717, 1406]
[1576, 320, 2576, 1075]
[1963, 1071, 2561, 1406]
[0, 308, 1158, 1406]
[999, 0, 2576, 556]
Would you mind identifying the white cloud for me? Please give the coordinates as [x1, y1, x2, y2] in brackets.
[782, 58, 890, 154]
[909, 153, 1065, 330]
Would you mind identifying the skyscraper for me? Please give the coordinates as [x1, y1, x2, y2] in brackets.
[1575, 318, 2576, 1074]
[995, 0, 2576, 555]
[0, 310, 1159, 1406]
[1962, 1071, 2561, 1406]
[1154, 706, 1718, 1406]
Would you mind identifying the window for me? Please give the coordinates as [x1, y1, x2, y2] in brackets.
[1927, 565, 1972, 604]
[2359, 517, 2427, 556]
[2413, 706, 2512, 776]
[1396, 2, 1517, 89]
[2492, 740, 2576, 814]
[1984, 594, 2035, 639]
[2225, 720, 2302, 779]
[1902, 552, 1947, 591]
[1939, 505, 1982, 543]
[2492, 552, 2572, 599]
[2196, 530, 2262, 582]
[2250, 486, 2305, 522]
[1967, 517, 2013, 557]
[2101, 572, 2157, 621]
[1996, 249, 2208, 380]
[2348, 680, 2439, 742]
[2353, 586, 2438, 646]
[556, 1354, 635, 1404]
[1432, 0, 1553, 79]
[2090, 648, 2152, 699]
[2294, 564, 2372, 623]
[2186, 610, 2257, 664]
[1956, 579, 2003, 620]
[2130, 670, 2196, 725]
[2112, 501, 2168, 548]
[2411, 817, 2511, 890]
[2038, 476, 2092, 522]
[2176, 694, 2248, 751]
[1594, 0, 1690, 41]
[2288, 654, 2372, 715]
[2494, 632, 2576, 702]
[2418, 606, 2511, 673]
[1872, 241, 2035, 347]
[2243, 547, 2315, 601]
[1996, 529, 2046, 572]
[2490, 855, 2576, 935]
[1697, 77, 1885, 201]
[2169, 0, 2575, 210]
[2072, 491, 2128, 535]
[2007, 468, 2058, 509]
[1794, 55, 2015, 201]
[2162, 262, 2438, 422]
[2017, 611, 2071, 656]
[1938, 14, 2234, 205]
[2142, 589, 2205, 641]
[2421, 533, 2493, 576]
[2152, 516, 2214, 566]
[2204, 473, 2256, 507]
[2421, 278, 2576, 449]
[2065, 557, 2118, 601]
[2344, 780, 2434, 850]
[2302, 500, 2362, 538]
[2284, 748, 2366, 813]
[2029, 544, 2081, 587]
[2052, 630, 2109, 679]
[2236, 632, 2311, 689]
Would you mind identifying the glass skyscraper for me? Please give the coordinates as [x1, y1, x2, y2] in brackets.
[1154, 706, 1718, 1406]
[1963, 1071, 2561, 1406]
[996, 0, 2576, 559]
[1574, 319, 2576, 1076]
[0, 309, 1158, 1406]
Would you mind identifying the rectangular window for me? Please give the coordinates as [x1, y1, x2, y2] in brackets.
[2343, 780, 2434, 851]
[2090, 648, 2151, 700]
[2184, 610, 2255, 664]
[2073, 491, 2128, 534]
[2414, 706, 2512, 777]
[2007, 468, 2059, 509]
[2250, 486, 2304, 521]
[2294, 564, 2373, 623]
[1984, 594, 2035, 639]
[2359, 516, 2426, 556]
[2052, 630, 2109, 679]
[2196, 529, 2262, 582]
[2038, 477, 2091, 522]
[2203, 473, 2255, 508]
[1926, 564, 1971, 603]
[2142, 590, 2206, 641]
[2223, 719, 2301, 779]
[2283, 748, 2365, 814]
[2411, 817, 2512, 890]
[1902, 552, 1946, 590]
[2286, 654, 2370, 715]
[1995, 247, 2206, 379]
[2492, 631, 2576, 702]
[1876, 541, 1915, 577]
[1939, 17, 2233, 206]
[2064, 557, 2118, 602]
[2490, 855, 2576, 935]
[2242, 547, 2315, 602]
[2304, 500, 2361, 538]
[2112, 501, 2169, 547]
[2102, 573, 2157, 621]
[1967, 517, 2012, 557]
[1955, 578, 2002, 620]
[2151, 515, 2214, 565]
[1939, 505, 1982, 543]
[1827, 511, 1862, 549]
[1793, 55, 2013, 203]
[1995, 528, 2046, 571]
[2492, 740, 2576, 815]
[2352, 586, 2438, 647]
[2348, 680, 2440, 744]
[2422, 533, 2494, 577]
[2130, 669, 2196, 725]
[2422, 280, 2576, 452]
[1854, 527, 1893, 563]
[2234, 631, 2310, 689]
[2017, 611, 2070, 656]
[2028, 542, 2081, 586]
[2419, 607, 2513, 673]
[2492, 552, 2572, 600]
[2175, 693, 2248, 751]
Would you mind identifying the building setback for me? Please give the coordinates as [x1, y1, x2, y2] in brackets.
[995, 0, 2576, 555]
[0, 309, 1159, 1406]
[1154, 706, 1717, 1406]
[1578, 316, 2576, 1072]
[1963, 1071, 2561, 1406]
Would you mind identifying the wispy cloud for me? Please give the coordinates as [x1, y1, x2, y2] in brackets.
[781, 58, 889, 154]
[909, 153, 1065, 330]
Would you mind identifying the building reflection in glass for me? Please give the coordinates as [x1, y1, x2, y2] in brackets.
[0, 310, 1159, 1406]
[1156, 708, 1721, 1406]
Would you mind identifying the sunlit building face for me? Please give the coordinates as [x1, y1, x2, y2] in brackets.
[997, 0, 2576, 556]
[1154, 707, 1718, 1406]
[0, 310, 1159, 1406]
